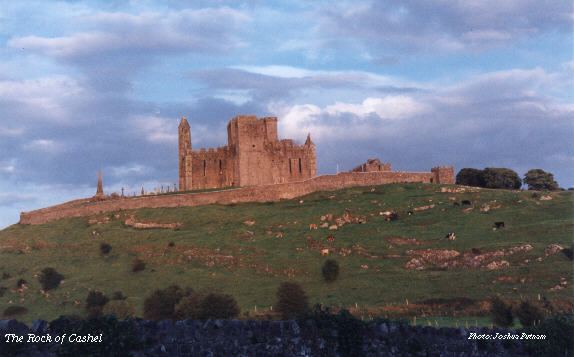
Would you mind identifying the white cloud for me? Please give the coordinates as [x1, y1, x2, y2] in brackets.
[131, 115, 178, 143]
[0, 76, 84, 123]
[325, 96, 427, 120]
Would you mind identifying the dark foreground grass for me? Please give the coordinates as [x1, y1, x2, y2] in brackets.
[0, 183, 572, 325]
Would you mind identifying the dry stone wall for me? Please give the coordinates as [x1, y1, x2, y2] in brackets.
[20, 171, 438, 225]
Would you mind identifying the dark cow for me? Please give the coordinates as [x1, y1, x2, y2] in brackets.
[493, 222, 505, 229]
[445, 232, 456, 240]
[462, 200, 472, 205]
[407, 211, 414, 216]
[385, 212, 399, 221]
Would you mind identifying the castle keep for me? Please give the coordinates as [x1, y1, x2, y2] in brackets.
[178, 115, 317, 190]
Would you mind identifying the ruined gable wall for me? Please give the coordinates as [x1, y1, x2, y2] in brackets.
[20, 171, 436, 225]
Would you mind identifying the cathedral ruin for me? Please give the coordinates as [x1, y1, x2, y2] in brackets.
[178, 115, 317, 190]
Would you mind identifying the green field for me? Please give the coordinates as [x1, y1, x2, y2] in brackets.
[0, 183, 572, 325]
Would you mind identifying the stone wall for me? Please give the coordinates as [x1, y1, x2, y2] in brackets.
[19, 171, 444, 225]
[0, 318, 531, 356]
[179, 115, 317, 190]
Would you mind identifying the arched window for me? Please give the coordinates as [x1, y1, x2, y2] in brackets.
[203, 160, 206, 176]
[298, 158, 302, 173]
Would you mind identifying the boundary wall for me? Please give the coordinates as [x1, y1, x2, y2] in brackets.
[20, 171, 435, 225]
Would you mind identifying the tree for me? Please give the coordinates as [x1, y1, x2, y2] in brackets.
[455, 168, 485, 187]
[198, 293, 240, 320]
[523, 169, 559, 191]
[38, 267, 63, 291]
[482, 168, 522, 189]
[515, 301, 544, 327]
[276, 281, 310, 319]
[490, 296, 513, 328]
[143, 285, 190, 320]
[322, 259, 340, 283]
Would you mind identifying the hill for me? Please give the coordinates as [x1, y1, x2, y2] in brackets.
[0, 183, 572, 325]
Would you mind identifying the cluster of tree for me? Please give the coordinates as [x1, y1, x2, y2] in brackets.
[456, 168, 559, 190]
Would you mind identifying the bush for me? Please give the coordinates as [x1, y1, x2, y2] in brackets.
[38, 267, 63, 291]
[322, 259, 340, 283]
[100, 243, 112, 255]
[198, 293, 240, 320]
[174, 291, 206, 320]
[519, 314, 573, 357]
[562, 245, 573, 261]
[168, 241, 175, 247]
[111, 291, 127, 300]
[0, 286, 6, 297]
[298, 305, 364, 357]
[103, 300, 135, 319]
[132, 258, 146, 273]
[86, 291, 109, 318]
[52, 315, 141, 356]
[16, 279, 27, 288]
[490, 296, 513, 328]
[276, 281, 310, 319]
[3, 305, 28, 318]
[2, 272, 10, 280]
[516, 301, 544, 327]
[143, 285, 190, 320]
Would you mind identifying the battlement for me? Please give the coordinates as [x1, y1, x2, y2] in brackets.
[180, 115, 316, 190]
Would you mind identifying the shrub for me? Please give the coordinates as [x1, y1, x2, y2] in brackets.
[2, 272, 10, 280]
[322, 259, 340, 283]
[168, 241, 175, 247]
[519, 314, 573, 357]
[0, 286, 6, 297]
[276, 281, 310, 319]
[86, 291, 109, 318]
[3, 305, 28, 318]
[143, 285, 191, 320]
[490, 296, 513, 328]
[100, 243, 112, 255]
[52, 315, 141, 356]
[298, 305, 364, 357]
[16, 279, 27, 288]
[103, 300, 135, 319]
[38, 267, 63, 291]
[562, 245, 573, 261]
[516, 301, 544, 327]
[132, 258, 146, 273]
[174, 291, 206, 320]
[112, 291, 127, 300]
[198, 293, 240, 320]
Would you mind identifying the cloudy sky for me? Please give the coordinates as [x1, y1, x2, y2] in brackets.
[0, 0, 572, 228]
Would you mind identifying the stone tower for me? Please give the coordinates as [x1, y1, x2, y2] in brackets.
[178, 116, 192, 191]
[93, 170, 106, 200]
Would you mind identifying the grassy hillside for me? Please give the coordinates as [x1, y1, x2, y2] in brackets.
[0, 183, 572, 325]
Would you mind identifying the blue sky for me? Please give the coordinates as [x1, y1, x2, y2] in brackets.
[0, 0, 572, 228]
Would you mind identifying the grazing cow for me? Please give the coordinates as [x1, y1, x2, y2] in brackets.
[453, 202, 460, 207]
[326, 235, 335, 241]
[462, 200, 471, 205]
[385, 212, 398, 221]
[493, 222, 505, 229]
[275, 232, 283, 238]
[320, 248, 329, 256]
[445, 232, 456, 240]
[407, 211, 414, 216]
[309, 224, 318, 230]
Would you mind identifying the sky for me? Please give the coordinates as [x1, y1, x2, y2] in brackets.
[0, 0, 572, 228]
